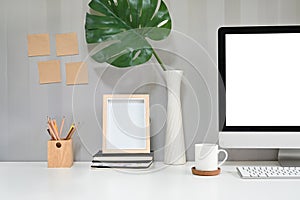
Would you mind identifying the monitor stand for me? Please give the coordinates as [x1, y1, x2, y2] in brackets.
[278, 149, 300, 167]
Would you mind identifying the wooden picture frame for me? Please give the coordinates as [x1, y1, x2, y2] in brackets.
[102, 94, 150, 154]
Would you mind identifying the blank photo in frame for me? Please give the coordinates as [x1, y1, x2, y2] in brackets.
[102, 94, 150, 154]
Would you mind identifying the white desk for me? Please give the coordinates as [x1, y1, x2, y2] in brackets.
[1, 161, 300, 200]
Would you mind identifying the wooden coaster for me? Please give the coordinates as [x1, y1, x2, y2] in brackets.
[191, 167, 221, 176]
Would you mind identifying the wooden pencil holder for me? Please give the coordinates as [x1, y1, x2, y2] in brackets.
[48, 139, 73, 168]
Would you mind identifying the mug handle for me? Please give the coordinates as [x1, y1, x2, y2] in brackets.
[217, 149, 228, 167]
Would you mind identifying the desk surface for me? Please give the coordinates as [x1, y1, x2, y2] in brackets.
[1, 161, 300, 200]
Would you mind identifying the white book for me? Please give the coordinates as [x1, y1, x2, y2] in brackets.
[93, 151, 153, 162]
[91, 160, 153, 169]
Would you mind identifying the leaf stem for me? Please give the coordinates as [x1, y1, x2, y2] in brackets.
[153, 50, 167, 71]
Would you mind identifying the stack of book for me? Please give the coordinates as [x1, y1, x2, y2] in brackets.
[91, 151, 154, 169]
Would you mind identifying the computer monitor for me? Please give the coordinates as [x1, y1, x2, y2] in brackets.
[218, 26, 300, 166]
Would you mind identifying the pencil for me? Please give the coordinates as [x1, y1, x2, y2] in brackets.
[46, 128, 55, 140]
[65, 123, 75, 140]
[53, 119, 58, 133]
[48, 124, 57, 140]
[66, 127, 76, 140]
[68, 122, 80, 139]
[50, 120, 60, 140]
[59, 116, 65, 137]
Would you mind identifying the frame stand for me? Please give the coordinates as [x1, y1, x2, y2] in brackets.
[278, 149, 300, 167]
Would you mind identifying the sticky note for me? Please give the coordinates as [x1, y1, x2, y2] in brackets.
[27, 33, 50, 56]
[56, 32, 79, 56]
[65, 62, 88, 85]
[38, 60, 61, 84]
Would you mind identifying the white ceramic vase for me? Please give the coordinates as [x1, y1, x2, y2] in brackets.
[164, 70, 186, 165]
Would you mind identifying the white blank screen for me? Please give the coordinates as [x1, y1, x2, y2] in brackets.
[226, 33, 300, 126]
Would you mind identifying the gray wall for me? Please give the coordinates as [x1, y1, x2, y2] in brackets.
[1, 0, 300, 161]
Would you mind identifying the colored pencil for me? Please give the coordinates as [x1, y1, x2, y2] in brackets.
[59, 116, 65, 137]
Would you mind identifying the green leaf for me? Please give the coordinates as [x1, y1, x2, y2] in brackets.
[91, 30, 153, 67]
[85, 0, 172, 68]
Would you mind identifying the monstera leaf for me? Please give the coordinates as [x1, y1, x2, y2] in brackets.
[85, 0, 172, 70]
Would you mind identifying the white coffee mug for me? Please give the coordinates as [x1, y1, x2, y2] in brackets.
[195, 144, 228, 171]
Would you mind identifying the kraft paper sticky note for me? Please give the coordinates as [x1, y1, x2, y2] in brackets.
[56, 32, 79, 56]
[27, 33, 50, 56]
[65, 62, 88, 85]
[38, 60, 61, 84]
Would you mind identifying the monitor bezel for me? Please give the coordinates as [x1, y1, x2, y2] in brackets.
[218, 25, 300, 132]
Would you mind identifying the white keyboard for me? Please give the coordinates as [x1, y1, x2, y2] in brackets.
[237, 166, 300, 179]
